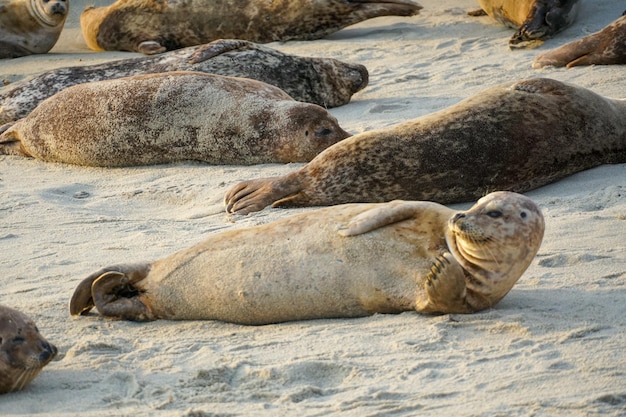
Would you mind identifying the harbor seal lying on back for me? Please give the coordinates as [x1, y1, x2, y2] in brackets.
[470, 0, 580, 48]
[0, 305, 57, 393]
[533, 13, 626, 68]
[0, 72, 350, 167]
[0, 39, 369, 124]
[69, 192, 544, 322]
[225, 78, 626, 215]
[81, 0, 422, 54]
[0, 0, 68, 58]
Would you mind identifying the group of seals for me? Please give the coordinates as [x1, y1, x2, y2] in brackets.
[81, 0, 422, 54]
[225, 78, 626, 214]
[470, 0, 580, 48]
[0, 0, 68, 58]
[0, 72, 350, 167]
[533, 13, 626, 68]
[0, 305, 57, 393]
[70, 191, 544, 322]
[0, 39, 369, 125]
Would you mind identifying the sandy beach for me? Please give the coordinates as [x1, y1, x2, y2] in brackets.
[1, 0, 625, 415]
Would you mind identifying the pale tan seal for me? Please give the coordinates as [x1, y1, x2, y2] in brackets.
[0, 71, 350, 167]
[0, 305, 57, 393]
[69, 191, 544, 323]
[0, 0, 68, 59]
[225, 78, 626, 215]
[80, 0, 422, 54]
[533, 13, 626, 68]
[0, 39, 368, 125]
[469, 0, 580, 48]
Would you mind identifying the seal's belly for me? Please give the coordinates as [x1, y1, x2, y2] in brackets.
[144, 208, 444, 323]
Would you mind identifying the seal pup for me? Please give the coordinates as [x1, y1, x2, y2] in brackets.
[225, 78, 626, 215]
[0, 305, 57, 393]
[532, 14, 626, 68]
[0, 0, 69, 59]
[80, 0, 422, 54]
[0, 39, 368, 125]
[469, 0, 580, 48]
[69, 191, 544, 322]
[0, 72, 350, 167]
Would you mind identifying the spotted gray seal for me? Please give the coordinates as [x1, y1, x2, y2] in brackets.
[533, 13, 626, 68]
[69, 191, 544, 322]
[81, 0, 422, 54]
[0, 72, 350, 167]
[0, 0, 68, 59]
[0, 39, 368, 125]
[0, 305, 57, 393]
[469, 0, 580, 48]
[225, 78, 626, 215]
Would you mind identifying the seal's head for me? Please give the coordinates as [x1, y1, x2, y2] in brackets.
[445, 191, 544, 304]
[0, 305, 57, 393]
[29, 0, 68, 27]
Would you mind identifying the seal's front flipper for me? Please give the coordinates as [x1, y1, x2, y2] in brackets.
[0, 124, 29, 156]
[417, 252, 477, 314]
[338, 201, 439, 237]
[467, 9, 487, 17]
[188, 39, 255, 64]
[137, 40, 166, 55]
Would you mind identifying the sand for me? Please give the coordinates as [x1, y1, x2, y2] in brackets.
[1, 0, 625, 415]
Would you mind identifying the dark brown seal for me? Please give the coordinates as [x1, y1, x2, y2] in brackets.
[80, 0, 422, 54]
[0, 72, 350, 167]
[0, 39, 368, 125]
[225, 78, 626, 214]
[470, 0, 580, 48]
[533, 13, 626, 68]
[69, 192, 544, 322]
[0, 0, 68, 59]
[0, 305, 57, 393]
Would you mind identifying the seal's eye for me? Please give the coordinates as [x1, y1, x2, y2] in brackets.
[486, 210, 502, 218]
[12, 336, 25, 345]
[520, 211, 527, 219]
[316, 128, 333, 136]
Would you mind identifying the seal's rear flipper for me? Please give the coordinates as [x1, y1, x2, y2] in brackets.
[69, 264, 153, 320]
[91, 272, 156, 321]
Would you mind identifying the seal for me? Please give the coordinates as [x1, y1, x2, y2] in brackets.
[80, 0, 422, 54]
[0, 71, 350, 167]
[0, 39, 369, 125]
[69, 191, 544, 323]
[532, 13, 626, 68]
[469, 0, 580, 48]
[0, 0, 68, 59]
[225, 78, 626, 215]
[0, 305, 57, 393]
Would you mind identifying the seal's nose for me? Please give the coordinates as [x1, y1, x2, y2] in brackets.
[51, 3, 66, 14]
[39, 341, 58, 362]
